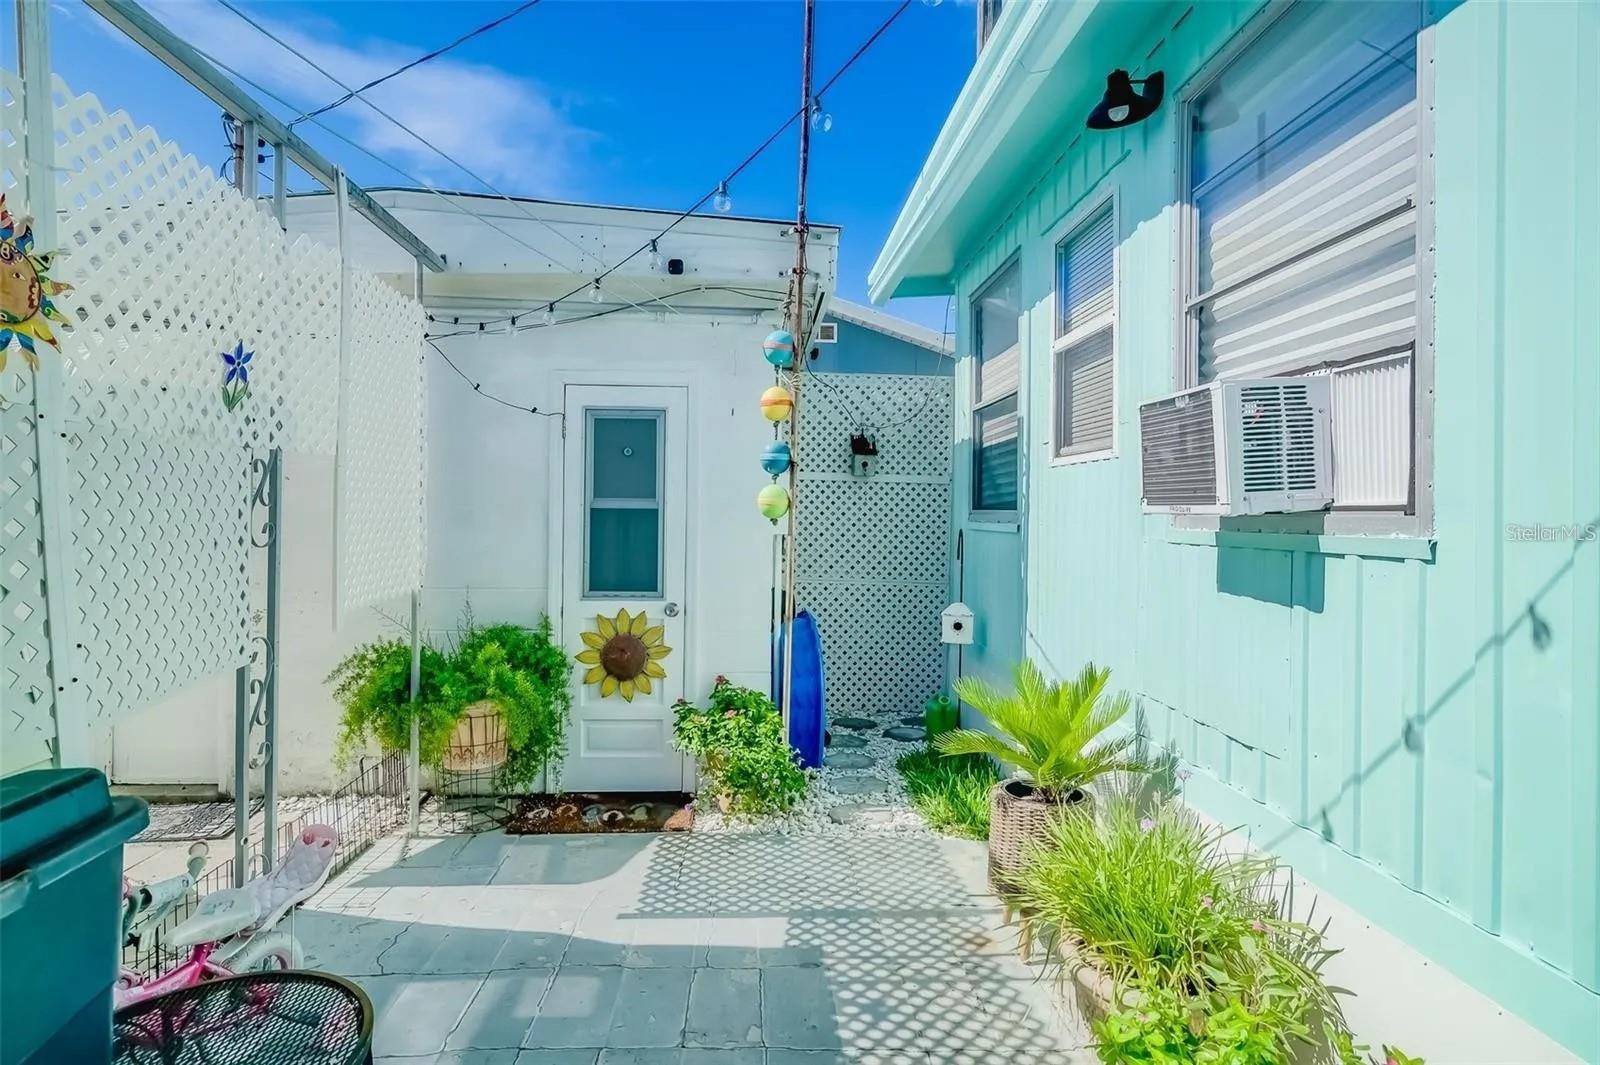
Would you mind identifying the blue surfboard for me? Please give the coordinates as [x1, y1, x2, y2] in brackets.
[772, 609, 826, 769]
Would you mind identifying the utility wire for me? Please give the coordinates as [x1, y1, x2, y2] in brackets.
[291, 0, 544, 126]
[211, 0, 670, 316]
[428, 339, 560, 417]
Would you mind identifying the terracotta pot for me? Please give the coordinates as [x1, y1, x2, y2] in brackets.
[987, 778, 1090, 895]
[441, 700, 507, 772]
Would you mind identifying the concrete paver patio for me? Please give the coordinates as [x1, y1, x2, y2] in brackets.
[292, 830, 1093, 1064]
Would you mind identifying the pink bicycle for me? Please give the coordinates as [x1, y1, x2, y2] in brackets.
[115, 825, 339, 1010]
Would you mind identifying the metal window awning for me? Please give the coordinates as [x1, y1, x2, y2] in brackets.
[83, 0, 447, 273]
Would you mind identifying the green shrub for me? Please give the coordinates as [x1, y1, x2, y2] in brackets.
[1017, 795, 1348, 1063]
[673, 678, 809, 817]
[934, 661, 1149, 799]
[895, 745, 997, 839]
[1094, 979, 1283, 1065]
[328, 640, 459, 767]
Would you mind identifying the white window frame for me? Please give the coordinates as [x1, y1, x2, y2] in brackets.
[969, 255, 1022, 522]
[1049, 192, 1118, 466]
[1172, 0, 1436, 540]
[582, 407, 666, 598]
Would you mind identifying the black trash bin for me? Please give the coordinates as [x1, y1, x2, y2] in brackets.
[1, 768, 148, 1065]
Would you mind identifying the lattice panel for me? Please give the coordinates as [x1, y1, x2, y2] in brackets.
[335, 269, 425, 615]
[798, 581, 948, 723]
[797, 479, 951, 586]
[795, 372, 953, 721]
[2, 365, 58, 772]
[798, 372, 953, 480]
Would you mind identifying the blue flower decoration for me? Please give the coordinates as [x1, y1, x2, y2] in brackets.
[222, 341, 253, 385]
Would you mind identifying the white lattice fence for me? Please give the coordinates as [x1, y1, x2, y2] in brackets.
[334, 269, 425, 616]
[796, 373, 952, 722]
[2, 69, 423, 761]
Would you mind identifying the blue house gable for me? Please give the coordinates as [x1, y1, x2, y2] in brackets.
[807, 299, 953, 377]
[873, 0, 1599, 1059]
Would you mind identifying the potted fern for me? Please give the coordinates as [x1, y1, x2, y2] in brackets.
[934, 660, 1148, 893]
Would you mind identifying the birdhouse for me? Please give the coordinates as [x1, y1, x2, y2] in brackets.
[940, 602, 974, 645]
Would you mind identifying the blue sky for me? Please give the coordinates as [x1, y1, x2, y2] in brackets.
[26, 0, 976, 329]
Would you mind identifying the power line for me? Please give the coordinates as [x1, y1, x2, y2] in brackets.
[211, 0, 670, 317]
[291, 0, 544, 126]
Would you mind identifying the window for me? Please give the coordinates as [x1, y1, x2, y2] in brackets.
[971, 261, 1021, 513]
[1053, 203, 1116, 459]
[584, 409, 663, 597]
[1182, 0, 1425, 513]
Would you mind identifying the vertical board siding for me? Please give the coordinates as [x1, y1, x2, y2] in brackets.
[944, 0, 1599, 1049]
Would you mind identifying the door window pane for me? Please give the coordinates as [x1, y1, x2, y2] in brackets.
[587, 508, 662, 596]
[585, 409, 664, 597]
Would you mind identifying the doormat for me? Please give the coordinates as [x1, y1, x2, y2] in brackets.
[504, 793, 693, 835]
[130, 799, 263, 843]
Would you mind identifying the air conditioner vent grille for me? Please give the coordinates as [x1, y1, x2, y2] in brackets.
[1238, 382, 1322, 495]
[1140, 389, 1218, 507]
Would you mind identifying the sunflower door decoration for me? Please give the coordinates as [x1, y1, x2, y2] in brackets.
[577, 608, 670, 701]
[0, 194, 72, 373]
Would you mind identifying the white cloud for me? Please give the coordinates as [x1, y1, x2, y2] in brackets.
[135, 0, 594, 195]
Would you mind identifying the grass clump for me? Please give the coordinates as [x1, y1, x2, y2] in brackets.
[895, 745, 999, 839]
[1016, 794, 1355, 1064]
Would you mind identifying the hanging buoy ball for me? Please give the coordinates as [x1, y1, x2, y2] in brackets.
[760, 385, 794, 421]
[763, 329, 796, 368]
[757, 483, 791, 521]
[760, 440, 793, 477]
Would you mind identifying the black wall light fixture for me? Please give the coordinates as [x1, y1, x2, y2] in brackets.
[1086, 69, 1165, 130]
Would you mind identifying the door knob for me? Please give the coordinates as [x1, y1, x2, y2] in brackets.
[663, 602, 680, 617]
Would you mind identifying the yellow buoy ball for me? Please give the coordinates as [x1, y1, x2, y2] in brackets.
[759, 385, 794, 422]
[757, 483, 791, 521]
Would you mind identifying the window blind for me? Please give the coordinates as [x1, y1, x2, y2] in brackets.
[975, 262, 1020, 404]
[1058, 207, 1115, 337]
[973, 395, 1019, 511]
[1054, 205, 1116, 457]
[1056, 328, 1114, 456]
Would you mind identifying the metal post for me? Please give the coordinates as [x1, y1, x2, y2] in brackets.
[260, 448, 283, 869]
[233, 661, 250, 885]
[332, 167, 351, 628]
[234, 118, 258, 200]
[408, 590, 422, 837]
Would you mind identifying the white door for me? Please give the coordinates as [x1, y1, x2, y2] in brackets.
[560, 385, 690, 791]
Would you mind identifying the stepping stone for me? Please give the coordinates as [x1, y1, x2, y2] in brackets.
[901, 715, 926, 726]
[829, 734, 868, 750]
[831, 776, 890, 796]
[883, 725, 926, 742]
[824, 751, 874, 770]
[833, 716, 878, 730]
[828, 804, 898, 827]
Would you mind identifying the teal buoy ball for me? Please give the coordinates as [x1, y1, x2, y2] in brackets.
[763, 329, 796, 367]
[761, 440, 793, 477]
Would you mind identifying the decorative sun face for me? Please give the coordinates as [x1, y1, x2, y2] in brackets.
[0, 194, 71, 374]
[576, 609, 671, 701]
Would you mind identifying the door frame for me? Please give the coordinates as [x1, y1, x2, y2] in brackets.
[544, 368, 705, 790]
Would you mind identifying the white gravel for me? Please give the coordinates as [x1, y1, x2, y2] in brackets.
[690, 728, 934, 836]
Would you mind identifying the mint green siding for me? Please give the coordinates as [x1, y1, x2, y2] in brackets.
[943, 0, 1598, 1054]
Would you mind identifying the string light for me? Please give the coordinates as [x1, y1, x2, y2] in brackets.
[648, 239, 662, 271]
[543, 303, 556, 325]
[501, 316, 515, 335]
[589, 280, 603, 303]
[713, 181, 733, 214]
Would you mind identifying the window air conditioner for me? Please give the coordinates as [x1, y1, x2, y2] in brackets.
[1139, 378, 1333, 516]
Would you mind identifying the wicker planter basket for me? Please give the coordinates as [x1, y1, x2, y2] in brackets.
[442, 701, 507, 772]
[987, 779, 1090, 894]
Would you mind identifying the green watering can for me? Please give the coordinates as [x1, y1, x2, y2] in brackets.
[924, 694, 959, 739]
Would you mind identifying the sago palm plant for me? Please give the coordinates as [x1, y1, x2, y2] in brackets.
[934, 660, 1147, 801]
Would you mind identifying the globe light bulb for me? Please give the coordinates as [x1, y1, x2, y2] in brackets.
[922, 0, 942, 7]
[714, 181, 733, 214]
[809, 98, 832, 134]
[500, 317, 514, 336]
[648, 240, 662, 271]
[590, 280, 603, 303]
[542, 304, 555, 326]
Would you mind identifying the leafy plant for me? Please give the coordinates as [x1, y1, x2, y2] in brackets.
[1018, 794, 1348, 1062]
[895, 745, 998, 839]
[1093, 981, 1281, 1065]
[933, 660, 1149, 799]
[327, 640, 459, 767]
[674, 678, 809, 817]
[447, 619, 571, 790]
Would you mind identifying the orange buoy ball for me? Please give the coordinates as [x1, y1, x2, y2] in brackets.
[760, 385, 794, 422]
